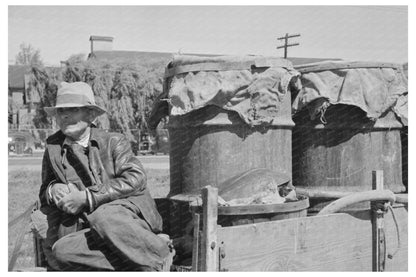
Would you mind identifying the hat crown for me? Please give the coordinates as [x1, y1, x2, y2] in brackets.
[55, 82, 96, 107]
[44, 82, 106, 116]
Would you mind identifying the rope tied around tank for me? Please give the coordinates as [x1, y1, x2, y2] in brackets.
[370, 200, 402, 261]
[386, 204, 401, 260]
[319, 101, 330, 124]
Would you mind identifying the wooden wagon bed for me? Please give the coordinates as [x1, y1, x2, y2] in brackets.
[189, 172, 407, 272]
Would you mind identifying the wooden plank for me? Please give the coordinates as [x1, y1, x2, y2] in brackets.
[371, 170, 385, 271]
[33, 233, 44, 267]
[217, 205, 408, 272]
[372, 170, 384, 190]
[201, 186, 218, 271]
[15, 267, 47, 272]
[217, 213, 373, 271]
[191, 213, 200, 272]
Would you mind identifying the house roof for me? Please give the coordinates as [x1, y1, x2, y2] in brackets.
[9, 65, 61, 93]
[88, 50, 173, 64]
[8, 65, 31, 89]
[88, 50, 340, 66]
[90, 35, 114, 42]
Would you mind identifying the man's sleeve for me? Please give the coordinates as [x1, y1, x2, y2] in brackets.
[88, 135, 147, 209]
[39, 149, 59, 209]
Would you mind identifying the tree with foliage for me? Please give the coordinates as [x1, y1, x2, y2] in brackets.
[65, 53, 87, 65]
[61, 58, 164, 142]
[26, 55, 166, 144]
[27, 67, 60, 128]
[15, 42, 43, 66]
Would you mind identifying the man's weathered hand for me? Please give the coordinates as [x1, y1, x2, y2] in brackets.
[57, 183, 87, 215]
[50, 183, 70, 206]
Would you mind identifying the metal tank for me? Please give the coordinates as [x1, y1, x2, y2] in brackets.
[163, 55, 300, 197]
[291, 61, 408, 206]
[149, 55, 302, 238]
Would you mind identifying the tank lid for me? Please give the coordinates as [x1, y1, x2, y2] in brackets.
[295, 61, 403, 73]
[165, 55, 294, 78]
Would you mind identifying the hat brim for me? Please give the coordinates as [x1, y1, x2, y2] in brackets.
[44, 104, 107, 116]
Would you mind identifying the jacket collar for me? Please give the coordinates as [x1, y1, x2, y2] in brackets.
[46, 131, 66, 182]
[47, 126, 101, 149]
[89, 127, 101, 149]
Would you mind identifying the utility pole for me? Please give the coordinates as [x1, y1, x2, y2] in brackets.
[276, 33, 300, 58]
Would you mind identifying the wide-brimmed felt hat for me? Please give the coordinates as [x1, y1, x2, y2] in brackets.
[44, 82, 106, 116]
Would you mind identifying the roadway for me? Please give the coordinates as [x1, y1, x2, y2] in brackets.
[8, 151, 170, 171]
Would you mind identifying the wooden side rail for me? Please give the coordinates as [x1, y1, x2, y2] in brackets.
[191, 171, 407, 271]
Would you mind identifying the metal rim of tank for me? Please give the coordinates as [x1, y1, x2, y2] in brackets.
[189, 195, 309, 216]
[294, 61, 403, 73]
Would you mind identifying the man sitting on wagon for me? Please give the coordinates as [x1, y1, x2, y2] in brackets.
[31, 81, 172, 271]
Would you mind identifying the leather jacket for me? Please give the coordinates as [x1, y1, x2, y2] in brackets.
[39, 128, 163, 233]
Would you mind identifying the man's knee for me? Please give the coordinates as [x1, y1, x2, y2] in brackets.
[88, 204, 119, 234]
[31, 209, 48, 239]
[52, 236, 72, 267]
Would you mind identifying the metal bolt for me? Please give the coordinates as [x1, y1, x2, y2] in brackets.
[210, 241, 216, 249]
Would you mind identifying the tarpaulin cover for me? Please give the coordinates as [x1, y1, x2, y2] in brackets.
[217, 168, 296, 205]
[292, 61, 408, 123]
[393, 93, 408, 126]
[150, 55, 301, 127]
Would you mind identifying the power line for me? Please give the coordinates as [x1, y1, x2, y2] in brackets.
[276, 33, 300, 59]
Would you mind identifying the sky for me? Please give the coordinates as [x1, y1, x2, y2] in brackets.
[8, 5, 408, 66]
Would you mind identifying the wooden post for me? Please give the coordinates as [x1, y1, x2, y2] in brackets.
[33, 233, 42, 267]
[276, 33, 300, 58]
[200, 186, 218, 271]
[283, 33, 288, 58]
[372, 170, 386, 272]
[191, 212, 200, 271]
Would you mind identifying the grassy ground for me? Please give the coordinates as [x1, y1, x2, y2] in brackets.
[8, 168, 170, 270]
